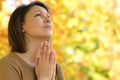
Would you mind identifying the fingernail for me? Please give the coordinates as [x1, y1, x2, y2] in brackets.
[42, 41, 44, 46]
[44, 41, 47, 46]
[49, 41, 51, 47]
[51, 43, 52, 47]
[46, 41, 48, 44]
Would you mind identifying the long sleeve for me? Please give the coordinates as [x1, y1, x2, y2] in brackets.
[0, 58, 21, 80]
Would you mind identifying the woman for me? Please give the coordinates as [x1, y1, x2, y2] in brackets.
[0, 1, 64, 80]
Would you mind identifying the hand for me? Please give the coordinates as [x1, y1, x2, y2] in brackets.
[35, 41, 56, 80]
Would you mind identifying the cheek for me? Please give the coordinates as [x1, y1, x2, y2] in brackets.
[24, 25, 42, 34]
[24, 19, 42, 30]
[24, 24, 44, 37]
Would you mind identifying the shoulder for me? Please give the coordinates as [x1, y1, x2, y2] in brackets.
[0, 53, 14, 65]
[0, 53, 22, 80]
[0, 53, 20, 70]
[0, 55, 14, 72]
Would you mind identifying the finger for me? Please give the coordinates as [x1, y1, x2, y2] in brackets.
[50, 42, 52, 50]
[37, 42, 44, 65]
[40, 42, 44, 58]
[52, 64, 56, 80]
[51, 51, 56, 80]
[52, 59, 56, 80]
[53, 50, 56, 63]
[50, 43, 56, 61]
[46, 41, 51, 61]
[49, 42, 53, 61]
[52, 50, 56, 64]
[35, 44, 42, 66]
[43, 41, 47, 60]
[50, 50, 56, 63]
[40, 41, 45, 60]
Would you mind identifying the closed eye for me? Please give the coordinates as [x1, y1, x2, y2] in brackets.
[48, 15, 51, 18]
[34, 13, 51, 19]
[34, 13, 42, 17]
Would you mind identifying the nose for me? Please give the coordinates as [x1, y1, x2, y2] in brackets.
[44, 17, 51, 23]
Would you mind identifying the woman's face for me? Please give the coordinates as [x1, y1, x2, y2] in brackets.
[23, 5, 53, 39]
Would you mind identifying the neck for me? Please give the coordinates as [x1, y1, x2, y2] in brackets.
[16, 37, 52, 67]
[26, 37, 52, 52]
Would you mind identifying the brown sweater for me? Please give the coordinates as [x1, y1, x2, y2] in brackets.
[0, 53, 65, 80]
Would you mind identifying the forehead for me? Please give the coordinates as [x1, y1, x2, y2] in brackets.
[27, 5, 49, 14]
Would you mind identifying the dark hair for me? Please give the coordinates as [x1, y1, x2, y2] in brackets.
[8, 1, 49, 53]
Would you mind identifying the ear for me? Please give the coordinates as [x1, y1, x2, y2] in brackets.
[22, 29, 25, 32]
[22, 26, 26, 33]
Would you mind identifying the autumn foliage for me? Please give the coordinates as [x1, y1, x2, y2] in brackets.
[0, 0, 120, 80]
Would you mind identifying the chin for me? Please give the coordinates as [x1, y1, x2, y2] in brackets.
[45, 32, 52, 37]
[46, 35, 52, 38]
[40, 31, 52, 39]
[43, 34, 52, 39]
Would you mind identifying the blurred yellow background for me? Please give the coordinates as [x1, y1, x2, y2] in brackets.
[0, 0, 120, 80]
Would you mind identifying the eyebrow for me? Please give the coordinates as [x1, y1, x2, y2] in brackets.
[34, 10, 51, 17]
[34, 10, 49, 14]
[34, 10, 43, 13]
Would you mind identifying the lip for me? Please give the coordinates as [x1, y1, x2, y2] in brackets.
[44, 24, 52, 30]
